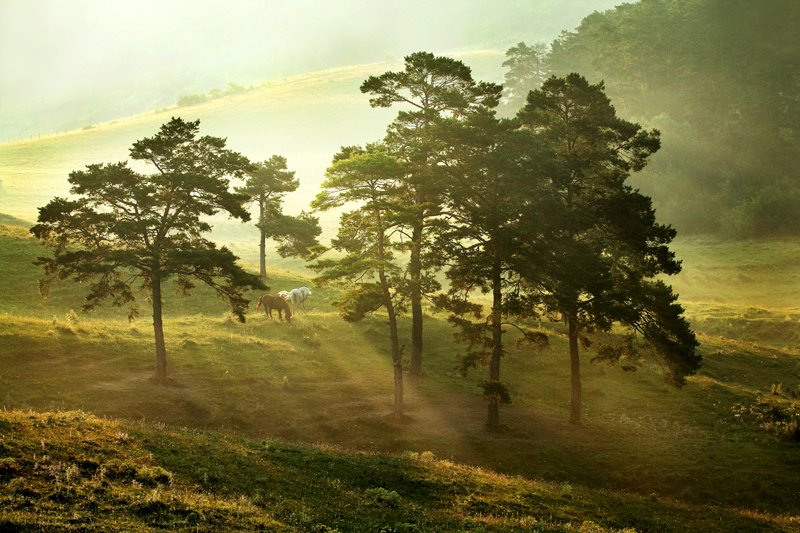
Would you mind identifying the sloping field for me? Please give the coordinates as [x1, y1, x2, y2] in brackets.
[0, 51, 504, 233]
[1, 218, 799, 528]
[4, 410, 796, 532]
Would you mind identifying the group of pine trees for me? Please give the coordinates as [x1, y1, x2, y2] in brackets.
[30, 118, 320, 384]
[312, 52, 700, 427]
[30, 50, 700, 428]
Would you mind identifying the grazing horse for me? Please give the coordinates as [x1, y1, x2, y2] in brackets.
[256, 294, 293, 322]
[289, 287, 312, 311]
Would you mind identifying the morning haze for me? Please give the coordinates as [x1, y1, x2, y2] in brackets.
[0, 0, 619, 141]
[0, 1, 798, 531]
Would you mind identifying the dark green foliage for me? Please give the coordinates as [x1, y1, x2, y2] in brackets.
[434, 109, 553, 427]
[361, 52, 503, 377]
[334, 282, 385, 322]
[481, 380, 512, 405]
[548, 0, 800, 237]
[517, 73, 699, 421]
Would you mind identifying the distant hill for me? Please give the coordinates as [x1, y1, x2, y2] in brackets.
[0, 213, 29, 227]
[0, 52, 504, 243]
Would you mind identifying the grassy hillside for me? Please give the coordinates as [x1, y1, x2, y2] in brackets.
[1, 218, 799, 531]
[5, 410, 795, 532]
[3, 49, 799, 531]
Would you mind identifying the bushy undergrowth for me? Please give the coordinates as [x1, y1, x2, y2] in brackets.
[733, 386, 800, 441]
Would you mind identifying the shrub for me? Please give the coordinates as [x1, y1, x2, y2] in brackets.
[365, 487, 402, 507]
[733, 392, 800, 441]
[720, 176, 800, 238]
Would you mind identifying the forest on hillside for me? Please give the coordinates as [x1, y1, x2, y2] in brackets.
[518, 0, 800, 238]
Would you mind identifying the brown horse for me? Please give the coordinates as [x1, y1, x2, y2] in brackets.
[256, 294, 293, 322]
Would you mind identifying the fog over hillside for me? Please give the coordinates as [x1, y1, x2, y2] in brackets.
[0, 0, 620, 141]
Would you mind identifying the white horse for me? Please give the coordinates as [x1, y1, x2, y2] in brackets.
[289, 287, 311, 311]
[277, 290, 292, 301]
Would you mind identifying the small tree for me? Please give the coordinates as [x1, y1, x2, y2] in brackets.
[31, 117, 265, 383]
[311, 145, 408, 418]
[517, 74, 700, 423]
[238, 155, 320, 279]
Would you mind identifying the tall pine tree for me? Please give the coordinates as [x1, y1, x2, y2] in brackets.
[517, 74, 700, 423]
[361, 52, 502, 376]
[311, 145, 409, 418]
[31, 118, 265, 383]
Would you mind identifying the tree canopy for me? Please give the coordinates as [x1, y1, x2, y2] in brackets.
[517, 73, 700, 422]
[547, 0, 800, 237]
[361, 52, 503, 376]
[238, 154, 321, 279]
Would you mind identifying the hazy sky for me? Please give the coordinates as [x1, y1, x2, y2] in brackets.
[0, 0, 621, 138]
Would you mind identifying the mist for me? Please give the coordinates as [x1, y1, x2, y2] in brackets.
[0, 0, 620, 141]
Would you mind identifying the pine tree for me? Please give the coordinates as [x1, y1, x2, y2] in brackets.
[238, 155, 320, 279]
[517, 74, 700, 423]
[311, 145, 408, 418]
[31, 118, 265, 383]
[361, 52, 502, 376]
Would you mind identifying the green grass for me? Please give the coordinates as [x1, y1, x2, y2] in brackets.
[2, 409, 796, 532]
[1, 220, 800, 531]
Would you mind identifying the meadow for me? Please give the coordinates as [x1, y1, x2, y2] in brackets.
[1, 57, 799, 531]
[1, 213, 799, 531]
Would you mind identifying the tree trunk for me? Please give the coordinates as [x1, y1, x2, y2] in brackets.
[487, 253, 503, 430]
[258, 196, 267, 280]
[382, 283, 403, 419]
[377, 216, 403, 418]
[408, 218, 424, 376]
[259, 228, 267, 280]
[567, 309, 582, 424]
[151, 271, 167, 384]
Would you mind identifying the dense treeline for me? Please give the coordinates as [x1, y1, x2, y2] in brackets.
[543, 0, 800, 237]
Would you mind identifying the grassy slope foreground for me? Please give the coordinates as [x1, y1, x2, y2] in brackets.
[1, 410, 796, 532]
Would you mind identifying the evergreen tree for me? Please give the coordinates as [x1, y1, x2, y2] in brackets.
[31, 118, 265, 383]
[435, 109, 550, 429]
[361, 51, 502, 376]
[548, 0, 800, 236]
[500, 41, 550, 115]
[311, 145, 408, 418]
[517, 74, 700, 423]
[238, 155, 320, 279]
